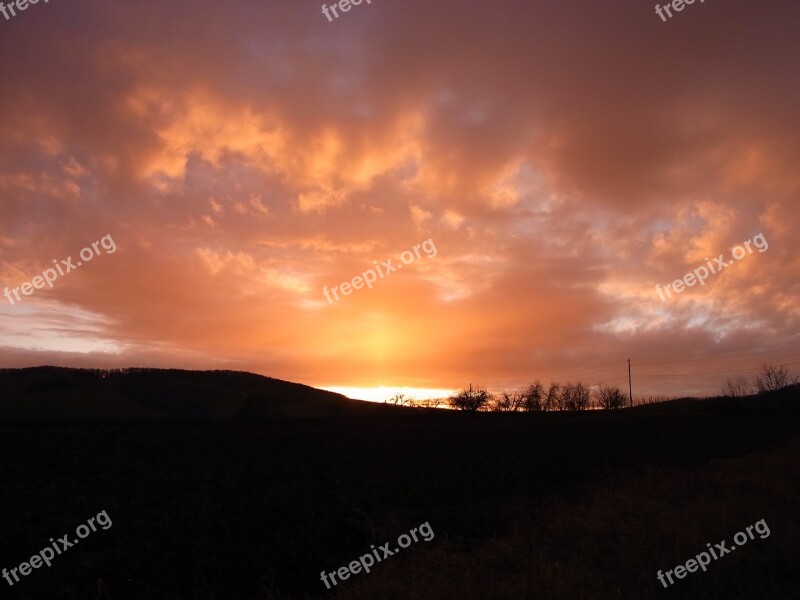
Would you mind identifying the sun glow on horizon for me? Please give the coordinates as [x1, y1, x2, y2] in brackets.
[321, 385, 455, 403]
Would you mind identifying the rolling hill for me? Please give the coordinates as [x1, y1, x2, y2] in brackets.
[0, 366, 388, 419]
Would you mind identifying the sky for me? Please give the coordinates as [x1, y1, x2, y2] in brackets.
[1, 0, 799, 401]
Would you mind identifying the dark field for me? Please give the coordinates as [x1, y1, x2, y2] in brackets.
[2, 394, 799, 599]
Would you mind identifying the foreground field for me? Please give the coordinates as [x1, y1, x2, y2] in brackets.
[1, 392, 798, 599]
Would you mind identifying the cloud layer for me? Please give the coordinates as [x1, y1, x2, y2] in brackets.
[1, 0, 799, 397]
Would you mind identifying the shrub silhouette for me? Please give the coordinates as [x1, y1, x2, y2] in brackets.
[595, 385, 627, 409]
[491, 391, 525, 412]
[449, 385, 492, 411]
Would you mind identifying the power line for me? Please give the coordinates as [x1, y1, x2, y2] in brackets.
[524, 341, 800, 389]
[594, 376, 629, 386]
[639, 360, 800, 378]
[540, 360, 623, 382]
[637, 353, 800, 377]
[634, 338, 800, 364]
[635, 342, 800, 368]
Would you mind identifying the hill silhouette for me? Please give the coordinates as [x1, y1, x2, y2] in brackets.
[0, 366, 392, 419]
[1, 369, 799, 598]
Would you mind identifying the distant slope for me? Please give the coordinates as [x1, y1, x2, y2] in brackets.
[630, 383, 800, 413]
[0, 367, 390, 419]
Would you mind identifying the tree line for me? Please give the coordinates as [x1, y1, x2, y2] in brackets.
[720, 363, 799, 397]
[387, 363, 799, 411]
[444, 382, 628, 412]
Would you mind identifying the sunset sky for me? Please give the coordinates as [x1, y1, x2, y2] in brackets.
[1, 0, 799, 401]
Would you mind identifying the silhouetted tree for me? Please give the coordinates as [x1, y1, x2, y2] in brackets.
[574, 383, 590, 410]
[522, 382, 545, 411]
[560, 383, 575, 411]
[755, 364, 798, 393]
[595, 385, 627, 409]
[720, 376, 752, 397]
[545, 382, 562, 411]
[448, 384, 492, 411]
[492, 391, 525, 412]
[561, 382, 590, 411]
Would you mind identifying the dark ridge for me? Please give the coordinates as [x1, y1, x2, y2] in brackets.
[0, 366, 401, 420]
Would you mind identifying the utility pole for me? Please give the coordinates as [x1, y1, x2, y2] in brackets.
[628, 358, 633, 407]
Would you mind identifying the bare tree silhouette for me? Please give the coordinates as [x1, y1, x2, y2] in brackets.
[561, 383, 590, 411]
[720, 376, 752, 397]
[491, 391, 525, 412]
[387, 393, 405, 406]
[755, 363, 798, 393]
[595, 385, 627, 409]
[448, 384, 492, 411]
[545, 382, 562, 411]
[522, 382, 545, 411]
